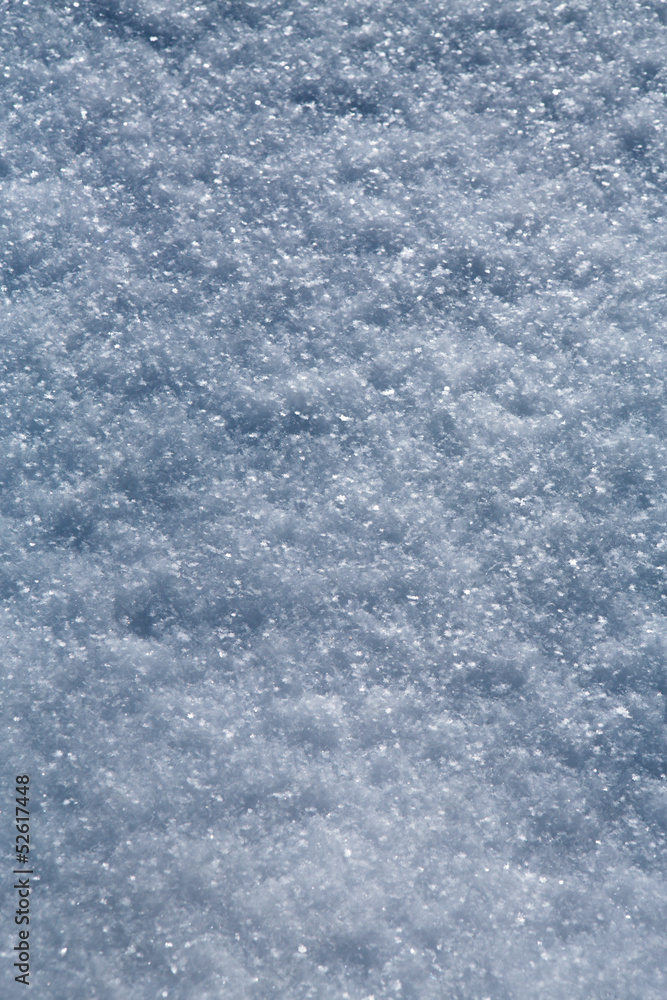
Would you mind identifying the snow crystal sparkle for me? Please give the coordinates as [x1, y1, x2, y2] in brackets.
[2, 0, 667, 997]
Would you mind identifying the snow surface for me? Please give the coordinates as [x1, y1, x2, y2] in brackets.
[2, 1, 667, 997]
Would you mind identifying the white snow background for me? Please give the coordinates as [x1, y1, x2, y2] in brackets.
[1, 1, 667, 997]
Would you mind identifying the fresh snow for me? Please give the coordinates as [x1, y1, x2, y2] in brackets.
[1, 1, 667, 998]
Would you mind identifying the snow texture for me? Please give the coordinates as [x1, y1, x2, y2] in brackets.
[2, 1, 667, 997]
